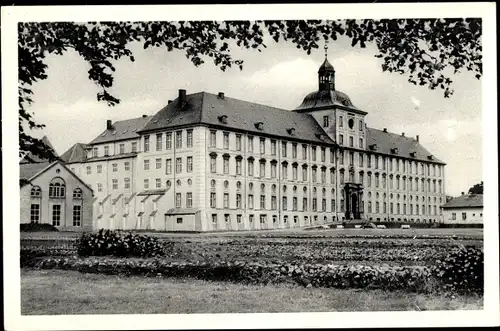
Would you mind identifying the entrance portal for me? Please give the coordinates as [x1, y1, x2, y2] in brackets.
[351, 193, 359, 219]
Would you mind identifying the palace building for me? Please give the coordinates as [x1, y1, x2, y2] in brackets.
[63, 57, 447, 231]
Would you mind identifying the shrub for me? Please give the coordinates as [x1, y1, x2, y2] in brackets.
[76, 229, 170, 258]
[20, 223, 59, 232]
[432, 245, 484, 294]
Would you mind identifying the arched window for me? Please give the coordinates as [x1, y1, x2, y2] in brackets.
[30, 186, 41, 197]
[73, 188, 83, 199]
[49, 177, 66, 198]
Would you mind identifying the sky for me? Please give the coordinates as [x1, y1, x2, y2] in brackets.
[26, 30, 482, 197]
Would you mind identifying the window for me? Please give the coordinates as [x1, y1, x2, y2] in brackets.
[349, 152, 354, 165]
[271, 162, 277, 178]
[224, 132, 230, 149]
[237, 214, 242, 224]
[210, 155, 217, 173]
[248, 194, 254, 209]
[312, 167, 317, 183]
[155, 178, 161, 188]
[212, 214, 217, 224]
[187, 130, 193, 148]
[86, 166, 91, 175]
[124, 177, 130, 189]
[248, 159, 254, 176]
[144, 135, 150, 152]
[302, 144, 307, 160]
[52, 204, 61, 226]
[144, 159, 150, 170]
[236, 194, 242, 209]
[156, 133, 162, 151]
[165, 159, 172, 175]
[359, 172, 364, 185]
[376, 202, 380, 213]
[323, 115, 329, 127]
[260, 215, 266, 224]
[462, 212, 467, 220]
[224, 157, 230, 174]
[321, 168, 326, 183]
[451, 212, 457, 220]
[49, 178, 66, 198]
[30, 204, 40, 222]
[312, 198, 318, 212]
[186, 192, 193, 208]
[303, 198, 308, 211]
[210, 192, 216, 208]
[375, 156, 379, 169]
[111, 179, 118, 190]
[339, 116, 343, 127]
[330, 149, 334, 163]
[224, 193, 229, 208]
[176, 218, 183, 224]
[165, 133, 172, 150]
[260, 138, 265, 154]
[321, 147, 326, 162]
[175, 193, 182, 208]
[236, 158, 242, 175]
[271, 196, 277, 210]
[176, 157, 182, 173]
[97, 183, 103, 192]
[293, 144, 298, 159]
[122, 162, 130, 172]
[367, 173, 371, 188]
[236, 135, 242, 151]
[359, 154, 364, 167]
[293, 164, 298, 180]
[151, 158, 160, 170]
[92, 147, 98, 157]
[175, 131, 182, 149]
[331, 199, 336, 212]
[186, 156, 193, 173]
[349, 136, 354, 147]
[260, 195, 266, 209]
[359, 138, 364, 149]
[282, 163, 288, 180]
[359, 120, 363, 131]
[131, 142, 138, 153]
[271, 140, 277, 155]
[104, 146, 110, 156]
[210, 131, 217, 148]
[339, 134, 344, 146]
[30, 186, 41, 197]
[144, 179, 149, 189]
[282, 142, 287, 157]
[340, 171, 344, 185]
[259, 161, 265, 178]
[312, 146, 317, 161]
[248, 136, 254, 152]
[72, 205, 82, 226]
[367, 201, 372, 213]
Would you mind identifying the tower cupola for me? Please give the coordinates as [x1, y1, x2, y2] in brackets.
[318, 44, 335, 91]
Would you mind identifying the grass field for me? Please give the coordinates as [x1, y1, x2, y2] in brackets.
[21, 269, 483, 315]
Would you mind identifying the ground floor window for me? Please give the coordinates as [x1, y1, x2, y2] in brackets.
[30, 204, 40, 222]
[52, 204, 61, 226]
[72, 205, 82, 226]
[176, 217, 183, 224]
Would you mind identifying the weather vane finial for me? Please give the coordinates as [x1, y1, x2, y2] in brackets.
[324, 40, 329, 59]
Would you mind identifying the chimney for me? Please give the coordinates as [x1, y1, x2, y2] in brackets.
[416, 135, 419, 142]
[218, 92, 225, 99]
[383, 128, 387, 133]
[106, 120, 113, 130]
[461, 192, 465, 196]
[179, 89, 187, 106]
[168, 100, 172, 104]
[402, 132, 405, 137]
[142, 114, 147, 118]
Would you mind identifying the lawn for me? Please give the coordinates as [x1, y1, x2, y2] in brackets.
[21, 269, 483, 315]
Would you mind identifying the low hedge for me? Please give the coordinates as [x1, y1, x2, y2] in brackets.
[20, 223, 59, 232]
[31, 256, 437, 293]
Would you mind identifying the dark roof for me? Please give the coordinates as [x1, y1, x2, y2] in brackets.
[365, 127, 445, 164]
[140, 92, 334, 144]
[442, 194, 483, 209]
[89, 116, 152, 145]
[318, 58, 335, 73]
[295, 89, 359, 111]
[60, 143, 87, 164]
[85, 152, 138, 163]
[20, 162, 51, 181]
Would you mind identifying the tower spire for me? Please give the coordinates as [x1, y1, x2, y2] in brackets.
[318, 40, 335, 91]
[324, 40, 328, 59]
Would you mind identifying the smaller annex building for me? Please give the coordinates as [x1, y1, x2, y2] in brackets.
[20, 160, 94, 231]
[441, 193, 483, 225]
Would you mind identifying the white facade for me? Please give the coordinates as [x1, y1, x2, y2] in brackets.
[442, 207, 483, 224]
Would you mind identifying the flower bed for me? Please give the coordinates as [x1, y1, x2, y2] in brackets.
[31, 256, 437, 293]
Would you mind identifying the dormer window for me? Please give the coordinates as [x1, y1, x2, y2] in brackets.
[391, 148, 399, 154]
[409, 152, 417, 158]
[218, 115, 228, 124]
[255, 122, 264, 130]
[287, 128, 295, 136]
[428, 155, 434, 160]
[369, 144, 378, 151]
[315, 133, 326, 141]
